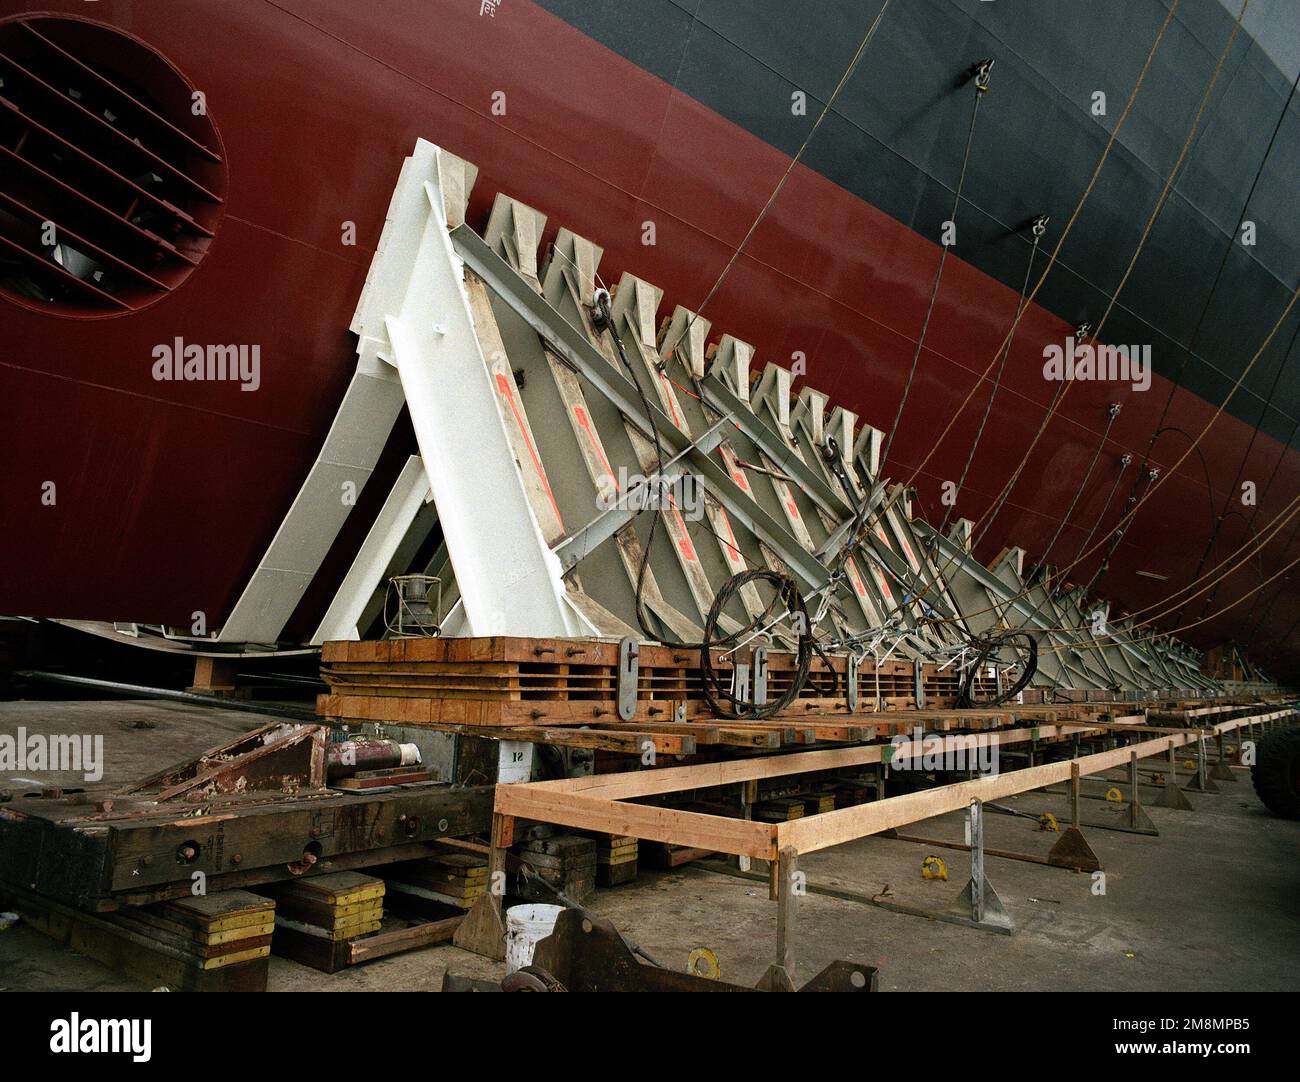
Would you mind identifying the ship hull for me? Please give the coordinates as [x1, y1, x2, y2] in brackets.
[1, 0, 1297, 670]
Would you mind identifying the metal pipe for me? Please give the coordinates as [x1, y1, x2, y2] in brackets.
[16, 670, 318, 721]
[326, 737, 421, 777]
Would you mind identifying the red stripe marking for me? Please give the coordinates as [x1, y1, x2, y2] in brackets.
[495, 372, 563, 529]
[573, 404, 616, 487]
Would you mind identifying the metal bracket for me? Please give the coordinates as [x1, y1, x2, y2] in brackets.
[752, 646, 769, 707]
[732, 662, 751, 704]
[951, 799, 1014, 933]
[617, 637, 640, 722]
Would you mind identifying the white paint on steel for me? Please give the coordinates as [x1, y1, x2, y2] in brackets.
[218, 142, 476, 645]
[311, 456, 433, 645]
[381, 168, 587, 636]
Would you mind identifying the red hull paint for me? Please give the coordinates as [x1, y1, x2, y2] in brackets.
[2, 1, 1297, 669]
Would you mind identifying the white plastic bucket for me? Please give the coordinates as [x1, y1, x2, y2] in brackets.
[504, 903, 564, 974]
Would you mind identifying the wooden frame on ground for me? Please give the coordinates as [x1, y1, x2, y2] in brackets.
[452, 706, 1295, 977]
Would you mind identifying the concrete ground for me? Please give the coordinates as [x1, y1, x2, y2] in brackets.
[1, 699, 1297, 992]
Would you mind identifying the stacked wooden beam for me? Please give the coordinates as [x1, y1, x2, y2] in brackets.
[317, 637, 1026, 756]
[140, 892, 276, 970]
[381, 852, 488, 910]
[831, 777, 876, 808]
[514, 834, 597, 904]
[264, 872, 385, 973]
[591, 834, 639, 886]
[754, 797, 806, 822]
[640, 842, 716, 869]
[0, 884, 273, 991]
[802, 792, 837, 816]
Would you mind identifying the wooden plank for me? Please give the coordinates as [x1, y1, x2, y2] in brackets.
[776, 730, 1202, 855]
[453, 726, 696, 756]
[347, 915, 463, 964]
[520, 724, 1077, 800]
[486, 716, 1300, 864]
[579, 721, 780, 749]
[493, 785, 776, 859]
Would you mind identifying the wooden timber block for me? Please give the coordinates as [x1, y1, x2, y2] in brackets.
[108, 915, 272, 962]
[598, 845, 638, 866]
[107, 891, 274, 965]
[583, 832, 639, 886]
[276, 914, 382, 942]
[831, 779, 874, 807]
[267, 871, 383, 904]
[754, 798, 806, 822]
[271, 922, 362, 973]
[0, 883, 271, 991]
[113, 892, 276, 961]
[596, 861, 638, 887]
[380, 854, 488, 910]
[161, 890, 275, 932]
[515, 833, 598, 899]
[515, 870, 595, 905]
[640, 843, 716, 869]
[262, 872, 388, 971]
[270, 878, 464, 970]
[269, 897, 382, 930]
[802, 792, 837, 816]
[270, 889, 462, 977]
[515, 846, 597, 868]
[187, 655, 239, 696]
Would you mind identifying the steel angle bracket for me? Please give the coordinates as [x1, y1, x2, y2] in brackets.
[218, 141, 476, 645]
[552, 414, 732, 572]
[450, 224, 835, 594]
[697, 373, 855, 523]
[732, 662, 751, 703]
[917, 522, 1096, 664]
[374, 173, 590, 637]
[311, 456, 434, 645]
